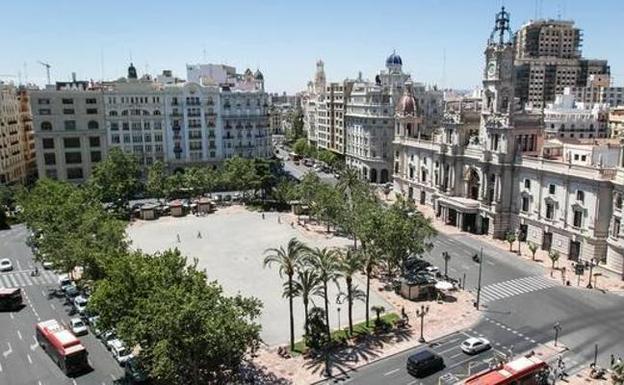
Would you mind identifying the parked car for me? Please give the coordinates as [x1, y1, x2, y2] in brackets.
[110, 339, 133, 366]
[425, 266, 440, 275]
[42, 261, 54, 270]
[70, 318, 88, 336]
[73, 295, 89, 315]
[103, 331, 118, 349]
[0, 258, 13, 272]
[65, 285, 80, 301]
[58, 274, 73, 292]
[124, 357, 149, 384]
[406, 349, 445, 378]
[460, 337, 491, 354]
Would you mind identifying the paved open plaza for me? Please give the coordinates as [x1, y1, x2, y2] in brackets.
[126, 206, 392, 346]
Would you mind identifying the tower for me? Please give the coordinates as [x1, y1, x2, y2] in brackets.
[481, 6, 516, 156]
[127, 63, 137, 80]
[314, 60, 326, 94]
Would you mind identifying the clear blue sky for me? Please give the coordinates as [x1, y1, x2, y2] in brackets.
[2, 0, 622, 94]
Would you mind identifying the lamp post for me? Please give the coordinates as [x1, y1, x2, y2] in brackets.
[337, 306, 341, 332]
[516, 228, 523, 256]
[553, 322, 562, 346]
[586, 258, 597, 289]
[416, 305, 430, 343]
[475, 247, 484, 310]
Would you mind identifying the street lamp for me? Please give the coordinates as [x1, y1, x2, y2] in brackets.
[516, 229, 523, 256]
[586, 258, 597, 289]
[416, 305, 430, 343]
[336, 307, 341, 332]
[553, 322, 562, 346]
[475, 247, 484, 310]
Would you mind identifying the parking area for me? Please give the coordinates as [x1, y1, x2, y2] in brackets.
[127, 207, 392, 346]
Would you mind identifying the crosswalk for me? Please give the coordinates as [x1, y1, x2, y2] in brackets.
[478, 275, 559, 304]
[0, 270, 58, 288]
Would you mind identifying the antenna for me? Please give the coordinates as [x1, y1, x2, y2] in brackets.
[441, 48, 447, 90]
[37, 61, 51, 84]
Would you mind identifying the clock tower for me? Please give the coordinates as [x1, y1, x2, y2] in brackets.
[480, 6, 516, 155]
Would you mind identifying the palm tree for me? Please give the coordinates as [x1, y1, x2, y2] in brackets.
[371, 305, 386, 325]
[505, 231, 517, 252]
[306, 247, 342, 340]
[362, 245, 381, 327]
[287, 269, 323, 336]
[337, 167, 362, 248]
[549, 250, 560, 277]
[528, 242, 538, 261]
[263, 237, 308, 351]
[336, 249, 365, 335]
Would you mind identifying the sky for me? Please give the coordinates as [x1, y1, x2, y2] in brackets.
[2, 0, 622, 94]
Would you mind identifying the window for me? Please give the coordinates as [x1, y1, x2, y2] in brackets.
[581, 155, 587, 161]
[573, 210, 583, 228]
[66, 167, 84, 180]
[521, 196, 529, 212]
[111, 135, 120, 144]
[613, 218, 621, 237]
[62, 98, 73, 104]
[545, 202, 554, 219]
[549, 184, 556, 194]
[110, 122, 119, 131]
[38, 98, 50, 105]
[576, 190, 584, 203]
[41, 121, 52, 131]
[63, 109, 75, 115]
[42, 138, 54, 149]
[86, 98, 97, 104]
[524, 179, 531, 189]
[616, 194, 623, 209]
[64, 120, 76, 130]
[87, 121, 99, 129]
[89, 137, 100, 147]
[86, 108, 98, 115]
[65, 152, 82, 164]
[109, 110, 118, 116]
[91, 151, 102, 163]
[63, 137, 80, 148]
[38, 109, 51, 115]
[44, 153, 56, 165]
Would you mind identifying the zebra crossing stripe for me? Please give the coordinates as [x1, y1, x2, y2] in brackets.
[0, 275, 6, 288]
[8, 274, 18, 287]
[479, 275, 559, 303]
[13, 273, 26, 287]
[43, 272, 56, 284]
[21, 273, 34, 286]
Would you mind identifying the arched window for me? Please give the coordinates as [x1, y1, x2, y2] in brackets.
[41, 121, 52, 131]
[576, 190, 584, 203]
[121, 110, 129, 116]
[88, 121, 99, 130]
[153, 110, 161, 116]
[616, 194, 623, 210]
[143, 110, 150, 116]
[109, 110, 118, 116]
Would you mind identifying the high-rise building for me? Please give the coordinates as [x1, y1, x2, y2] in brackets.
[0, 83, 36, 184]
[514, 19, 610, 108]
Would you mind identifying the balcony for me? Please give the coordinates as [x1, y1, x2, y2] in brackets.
[187, 113, 201, 117]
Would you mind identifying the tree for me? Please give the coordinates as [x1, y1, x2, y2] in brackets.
[336, 249, 365, 335]
[146, 161, 168, 200]
[362, 245, 382, 328]
[306, 247, 342, 340]
[253, 158, 279, 199]
[505, 231, 517, 252]
[287, 269, 322, 336]
[549, 250, 560, 277]
[293, 138, 309, 157]
[88, 147, 141, 216]
[304, 307, 328, 351]
[612, 358, 624, 385]
[442, 251, 451, 278]
[371, 305, 386, 326]
[528, 242, 539, 261]
[263, 238, 308, 351]
[312, 183, 343, 232]
[223, 157, 257, 196]
[89, 249, 262, 385]
[271, 179, 296, 206]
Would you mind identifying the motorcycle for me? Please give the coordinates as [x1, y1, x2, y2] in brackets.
[472, 254, 481, 263]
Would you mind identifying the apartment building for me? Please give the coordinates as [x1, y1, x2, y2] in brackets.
[31, 80, 107, 182]
[568, 74, 624, 107]
[0, 83, 35, 184]
[609, 107, 624, 139]
[543, 89, 609, 139]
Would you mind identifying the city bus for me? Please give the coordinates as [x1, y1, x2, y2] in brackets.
[464, 355, 549, 385]
[36, 319, 89, 375]
[0, 288, 23, 310]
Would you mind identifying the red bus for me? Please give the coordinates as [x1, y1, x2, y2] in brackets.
[0, 288, 23, 310]
[36, 319, 89, 375]
[464, 355, 549, 385]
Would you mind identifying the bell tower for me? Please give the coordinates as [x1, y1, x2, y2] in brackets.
[480, 6, 516, 155]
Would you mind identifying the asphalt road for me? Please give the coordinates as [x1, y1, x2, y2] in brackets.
[275, 148, 338, 185]
[318, 231, 624, 385]
[0, 225, 124, 385]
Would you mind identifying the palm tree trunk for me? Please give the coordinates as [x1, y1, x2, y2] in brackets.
[303, 297, 309, 336]
[288, 275, 295, 351]
[347, 277, 353, 334]
[323, 281, 330, 341]
[365, 270, 371, 327]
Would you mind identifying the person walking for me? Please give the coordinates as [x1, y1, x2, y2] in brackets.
[262, 212, 265, 220]
[197, 231, 202, 239]
[176, 233, 181, 243]
[278, 215, 281, 224]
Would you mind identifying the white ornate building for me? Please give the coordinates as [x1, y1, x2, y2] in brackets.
[543, 89, 609, 139]
[393, 7, 624, 278]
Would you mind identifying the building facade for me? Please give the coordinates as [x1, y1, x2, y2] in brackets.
[610, 107, 624, 139]
[514, 18, 610, 108]
[31, 80, 107, 182]
[543, 89, 609, 139]
[393, 7, 624, 278]
[0, 83, 36, 184]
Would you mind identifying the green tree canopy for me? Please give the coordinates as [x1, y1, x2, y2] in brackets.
[146, 161, 168, 200]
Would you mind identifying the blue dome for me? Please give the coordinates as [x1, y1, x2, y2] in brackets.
[386, 52, 403, 66]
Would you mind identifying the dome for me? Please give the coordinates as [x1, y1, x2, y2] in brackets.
[254, 69, 264, 80]
[397, 84, 416, 115]
[386, 51, 403, 67]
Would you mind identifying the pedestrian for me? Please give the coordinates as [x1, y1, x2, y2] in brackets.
[278, 215, 281, 224]
[291, 221, 294, 228]
[176, 233, 180, 243]
[262, 212, 265, 220]
[197, 231, 202, 239]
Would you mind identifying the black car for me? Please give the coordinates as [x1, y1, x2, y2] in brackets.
[406, 349, 445, 378]
[124, 358, 149, 384]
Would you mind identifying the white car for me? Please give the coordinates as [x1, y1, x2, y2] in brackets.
[461, 337, 491, 354]
[42, 261, 54, 270]
[425, 266, 440, 275]
[73, 295, 88, 314]
[109, 339, 133, 366]
[70, 318, 88, 336]
[58, 274, 73, 292]
[0, 258, 13, 272]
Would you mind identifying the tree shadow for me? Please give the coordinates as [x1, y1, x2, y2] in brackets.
[236, 360, 293, 385]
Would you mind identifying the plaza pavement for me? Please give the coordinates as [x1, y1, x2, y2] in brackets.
[126, 205, 392, 346]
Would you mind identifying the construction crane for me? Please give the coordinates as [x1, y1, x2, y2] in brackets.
[37, 61, 51, 84]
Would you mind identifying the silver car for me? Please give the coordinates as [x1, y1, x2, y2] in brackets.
[461, 337, 491, 354]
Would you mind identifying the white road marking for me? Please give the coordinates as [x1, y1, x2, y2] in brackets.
[384, 368, 400, 376]
[0, 362, 2, 372]
[17, 330, 22, 340]
[16, 260, 22, 271]
[72, 379, 77, 385]
[9, 312, 14, 319]
[2, 342, 12, 358]
[27, 353, 32, 364]
[450, 352, 463, 359]
[50, 303, 55, 310]
[31, 336, 39, 351]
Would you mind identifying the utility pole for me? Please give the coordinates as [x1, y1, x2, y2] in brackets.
[476, 247, 484, 310]
[553, 322, 561, 346]
[37, 61, 51, 85]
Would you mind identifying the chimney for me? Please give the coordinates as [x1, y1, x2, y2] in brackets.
[71, 72, 76, 82]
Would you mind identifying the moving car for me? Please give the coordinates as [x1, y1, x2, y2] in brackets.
[110, 339, 133, 366]
[70, 318, 88, 336]
[406, 349, 445, 378]
[0, 258, 13, 272]
[461, 337, 491, 354]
